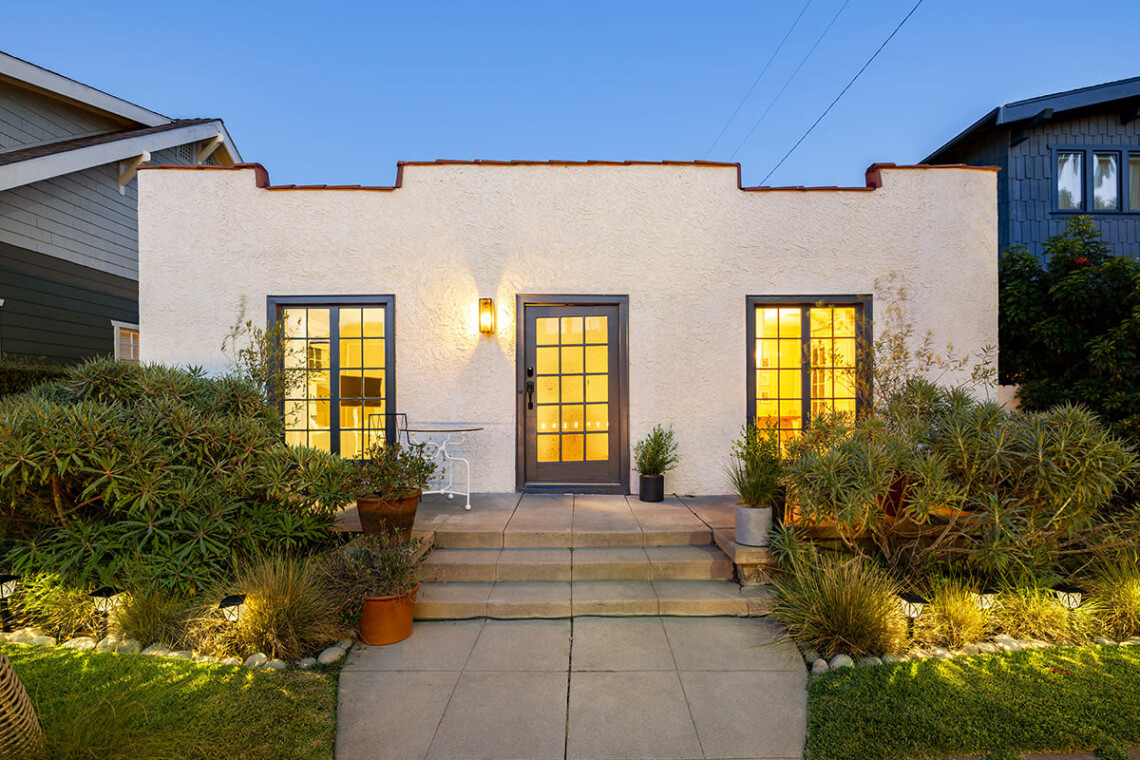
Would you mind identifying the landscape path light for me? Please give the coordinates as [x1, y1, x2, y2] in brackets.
[972, 586, 998, 612]
[899, 591, 928, 639]
[90, 586, 122, 636]
[218, 594, 246, 623]
[1052, 583, 1086, 616]
[0, 575, 18, 633]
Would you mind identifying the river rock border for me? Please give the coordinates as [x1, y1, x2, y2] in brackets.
[802, 635, 1140, 673]
[0, 627, 355, 671]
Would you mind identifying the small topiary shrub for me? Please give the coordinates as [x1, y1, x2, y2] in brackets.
[0, 358, 354, 593]
[769, 554, 906, 658]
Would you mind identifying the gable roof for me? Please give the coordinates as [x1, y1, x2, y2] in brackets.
[0, 51, 242, 190]
[924, 75, 1140, 163]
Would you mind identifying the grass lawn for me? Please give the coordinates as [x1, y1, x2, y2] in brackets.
[3, 644, 338, 760]
[808, 644, 1140, 760]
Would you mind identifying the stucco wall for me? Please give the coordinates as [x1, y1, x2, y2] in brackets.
[138, 162, 997, 494]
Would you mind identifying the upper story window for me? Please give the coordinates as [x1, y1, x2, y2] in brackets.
[1054, 146, 1140, 213]
[269, 295, 395, 459]
[746, 296, 870, 443]
[111, 321, 140, 363]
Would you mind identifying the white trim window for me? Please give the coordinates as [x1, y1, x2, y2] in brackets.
[111, 320, 140, 363]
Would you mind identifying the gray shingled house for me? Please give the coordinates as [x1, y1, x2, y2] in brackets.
[925, 76, 1140, 258]
[0, 52, 241, 362]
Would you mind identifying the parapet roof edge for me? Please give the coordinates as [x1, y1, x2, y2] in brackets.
[139, 160, 999, 193]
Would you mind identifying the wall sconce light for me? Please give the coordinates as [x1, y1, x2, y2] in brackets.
[219, 594, 246, 623]
[478, 298, 495, 335]
[898, 591, 928, 638]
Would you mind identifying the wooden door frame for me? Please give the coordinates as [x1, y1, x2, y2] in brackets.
[515, 294, 630, 493]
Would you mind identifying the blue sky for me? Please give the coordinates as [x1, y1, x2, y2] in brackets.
[7, 0, 1139, 187]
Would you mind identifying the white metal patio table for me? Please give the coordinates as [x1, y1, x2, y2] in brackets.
[405, 424, 483, 511]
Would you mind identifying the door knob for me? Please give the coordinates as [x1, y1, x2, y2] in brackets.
[526, 380, 535, 410]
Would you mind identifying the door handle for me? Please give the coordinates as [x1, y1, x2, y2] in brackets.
[526, 380, 535, 410]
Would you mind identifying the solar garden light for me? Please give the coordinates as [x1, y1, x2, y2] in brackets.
[898, 591, 928, 638]
[1052, 583, 1086, 616]
[0, 575, 19, 633]
[218, 594, 246, 623]
[90, 586, 123, 635]
[971, 586, 998, 612]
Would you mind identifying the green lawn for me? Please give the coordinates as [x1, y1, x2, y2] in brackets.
[3, 644, 338, 760]
[808, 645, 1140, 760]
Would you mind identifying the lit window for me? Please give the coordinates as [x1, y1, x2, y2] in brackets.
[270, 296, 394, 459]
[111, 321, 140, 363]
[748, 298, 867, 442]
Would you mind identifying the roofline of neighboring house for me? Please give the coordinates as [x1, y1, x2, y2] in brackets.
[924, 75, 1140, 163]
[0, 119, 241, 192]
[138, 160, 997, 193]
[0, 50, 171, 127]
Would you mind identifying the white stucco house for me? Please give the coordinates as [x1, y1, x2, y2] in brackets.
[137, 159, 997, 495]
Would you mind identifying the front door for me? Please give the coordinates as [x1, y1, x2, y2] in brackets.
[517, 297, 628, 492]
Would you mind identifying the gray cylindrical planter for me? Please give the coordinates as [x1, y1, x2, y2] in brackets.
[734, 505, 771, 547]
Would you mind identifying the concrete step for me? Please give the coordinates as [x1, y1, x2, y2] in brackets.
[433, 524, 713, 549]
[419, 545, 734, 583]
[412, 580, 773, 620]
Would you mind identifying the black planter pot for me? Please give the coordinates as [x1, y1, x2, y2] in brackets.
[639, 474, 664, 502]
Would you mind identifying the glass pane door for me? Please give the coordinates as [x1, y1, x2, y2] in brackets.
[523, 303, 623, 488]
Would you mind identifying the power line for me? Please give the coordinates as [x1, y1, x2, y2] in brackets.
[703, 0, 816, 158]
[760, 0, 927, 185]
[728, 0, 853, 160]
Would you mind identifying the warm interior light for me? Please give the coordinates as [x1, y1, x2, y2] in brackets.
[478, 298, 495, 335]
[219, 594, 246, 623]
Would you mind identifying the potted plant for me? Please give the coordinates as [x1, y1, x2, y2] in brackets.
[633, 424, 679, 502]
[728, 424, 782, 546]
[347, 441, 437, 538]
[322, 531, 425, 646]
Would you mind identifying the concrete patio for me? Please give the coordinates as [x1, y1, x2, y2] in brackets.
[336, 616, 807, 760]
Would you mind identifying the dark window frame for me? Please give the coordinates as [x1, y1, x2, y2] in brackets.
[266, 294, 397, 456]
[745, 294, 872, 432]
[1050, 144, 1140, 215]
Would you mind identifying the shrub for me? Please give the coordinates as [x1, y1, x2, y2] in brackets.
[728, 424, 782, 508]
[1000, 215, 1140, 442]
[782, 379, 1139, 575]
[320, 532, 426, 624]
[1089, 559, 1140, 640]
[221, 555, 339, 660]
[769, 555, 906, 658]
[633, 424, 679, 476]
[11, 574, 103, 640]
[345, 441, 437, 499]
[0, 359, 353, 593]
[915, 577, 988, 649]
[0, 355, 69, 398]
[113, 589, 196, 648]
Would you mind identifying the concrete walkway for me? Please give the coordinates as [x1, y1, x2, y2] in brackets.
[337, 616, 806, 760]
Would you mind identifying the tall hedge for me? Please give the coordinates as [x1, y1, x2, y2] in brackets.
[0, 357, 69, 398]
[0, 359, 352, 592]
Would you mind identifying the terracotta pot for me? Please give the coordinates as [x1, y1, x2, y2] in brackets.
[358, 584, 418, 646]
[639, 474, 664, 502]
[356, 491, 421, 538]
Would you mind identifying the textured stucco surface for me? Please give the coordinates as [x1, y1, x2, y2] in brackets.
[138, 162, 997, 494]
